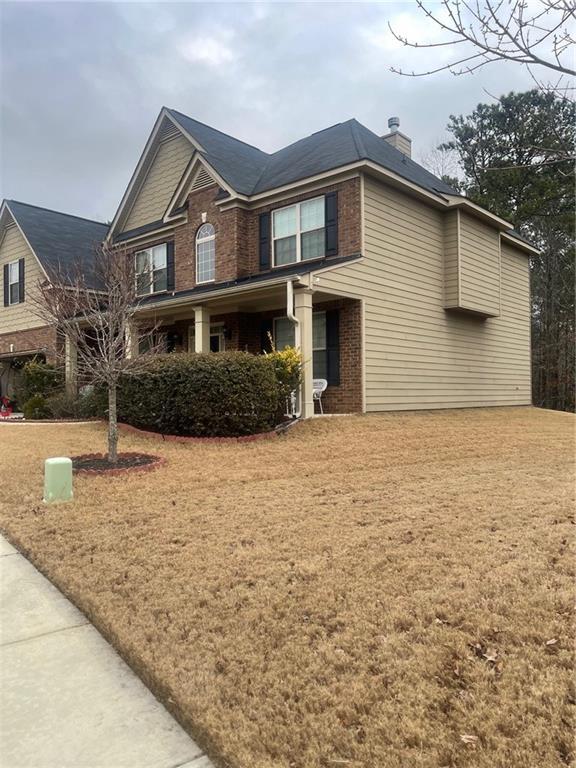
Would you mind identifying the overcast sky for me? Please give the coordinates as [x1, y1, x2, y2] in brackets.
[0, 1, 535, 222]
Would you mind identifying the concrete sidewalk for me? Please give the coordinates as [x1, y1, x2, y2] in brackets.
[0, 535, 214, 768]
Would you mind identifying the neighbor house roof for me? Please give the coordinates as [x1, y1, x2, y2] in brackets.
[167, 110, 458, 198]
[3, 200, 109, 287]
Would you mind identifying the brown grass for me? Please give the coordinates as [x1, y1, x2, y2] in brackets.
[1, 407, 574, 768]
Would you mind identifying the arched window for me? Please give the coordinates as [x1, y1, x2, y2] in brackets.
[196, 223, 215, 283]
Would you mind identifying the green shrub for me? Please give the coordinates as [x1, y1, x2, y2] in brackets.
[18, 360, 63, 403]
[45, 387, 108, 419]
[22, 394, 52, 420]
[116, 352, 280, 437]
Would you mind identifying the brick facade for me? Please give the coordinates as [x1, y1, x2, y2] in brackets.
[0, 325, 58, 361]
[160, 297, 363, 414]
[127, 176, 362, 293]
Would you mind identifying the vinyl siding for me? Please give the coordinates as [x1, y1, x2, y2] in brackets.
[458, 212, 501, 316]
[0, 223, 46, 333]
[443, 209, 459, 308]
[123, 132, 193, 232]
[316, 174, 531, 411]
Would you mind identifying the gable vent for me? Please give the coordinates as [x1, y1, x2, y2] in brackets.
[191, 166, 215, 191]
[158, 119, 180, 144]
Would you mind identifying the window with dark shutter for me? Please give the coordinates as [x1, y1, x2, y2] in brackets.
[326, 309, 340, 386]
[325, 192, 338, 257]
[18, 258, 25, 302]
[259, 212, 271, 270]
[166, 242, 175, 291]
[3, 264, 8, 307]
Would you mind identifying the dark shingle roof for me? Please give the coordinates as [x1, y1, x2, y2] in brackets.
[167, 111, 458, 198]
[167, 109, 268, 196]
[6, 201, 109, 288]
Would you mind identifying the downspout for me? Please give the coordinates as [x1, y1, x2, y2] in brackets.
[286, 279, 301, 418]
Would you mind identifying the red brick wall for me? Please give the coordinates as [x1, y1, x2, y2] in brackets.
[245, 177, 362, 275]
[0, 326, 58, 362]
[126, 177, 362, 294]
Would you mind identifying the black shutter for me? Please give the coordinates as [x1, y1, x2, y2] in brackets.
[326, 309, 340, 386]
[325, 192, 338, 257]
[166, 242, 175, 291]
[2, 264, 8, 307]
[260, 318, 273, 353]
[18, 258, 25, 302]
[259, 212, 271, 270]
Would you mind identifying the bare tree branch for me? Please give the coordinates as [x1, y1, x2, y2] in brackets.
[389, 0, 576, 99]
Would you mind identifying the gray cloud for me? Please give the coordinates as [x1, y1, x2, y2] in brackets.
[0, 1, 534, 222]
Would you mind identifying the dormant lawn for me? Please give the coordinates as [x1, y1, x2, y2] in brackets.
[0, 407, 573, 768]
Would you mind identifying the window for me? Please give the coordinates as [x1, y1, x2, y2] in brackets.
[196, 223, 215, 283]
[8, 260, 21, 304]
[273, 312, 327, 378]
[135, 244, 167, 295]
[272, 197, 325, 267]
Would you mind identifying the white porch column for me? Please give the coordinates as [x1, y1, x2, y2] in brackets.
[294, 288, 314, 419]
[193, 305, 211, 353]
[125, 319, 139, 359]
[64, 334, 78, 396]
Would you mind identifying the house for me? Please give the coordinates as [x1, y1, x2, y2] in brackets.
[0, 200, 108, 398]
[1, 109, 535, 415]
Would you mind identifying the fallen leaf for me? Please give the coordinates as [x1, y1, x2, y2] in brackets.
[460, 734, 478, 745]
[545, 638, 558, 646]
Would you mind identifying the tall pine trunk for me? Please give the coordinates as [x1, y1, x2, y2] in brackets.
[108, 383, 118, 464]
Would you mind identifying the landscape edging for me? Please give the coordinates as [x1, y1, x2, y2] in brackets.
[115, 421, 279, 444]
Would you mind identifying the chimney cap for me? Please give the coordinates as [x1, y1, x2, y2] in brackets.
[388, 116, 400, 132]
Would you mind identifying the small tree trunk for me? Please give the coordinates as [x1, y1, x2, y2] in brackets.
[108, 383, 118, 464]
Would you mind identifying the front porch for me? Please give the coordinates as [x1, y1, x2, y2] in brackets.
[134, 282, 363, 417]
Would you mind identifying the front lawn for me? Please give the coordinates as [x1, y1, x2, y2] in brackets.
[1, 407, 573, 768]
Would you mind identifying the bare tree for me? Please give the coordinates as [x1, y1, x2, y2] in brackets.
[389, 0, 576, 98]
[31, 242, 161, 463]
[417, 140, 462, 184]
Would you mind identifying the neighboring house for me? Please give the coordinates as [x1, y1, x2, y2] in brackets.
[2, 109, 536, 415]
[0, 200, 108, 398]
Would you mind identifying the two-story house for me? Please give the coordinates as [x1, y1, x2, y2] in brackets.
[0, 200, 108, 399]
[1, 109, 535, 416]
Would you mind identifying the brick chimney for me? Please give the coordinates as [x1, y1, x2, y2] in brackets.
[382, 116, 412, 158]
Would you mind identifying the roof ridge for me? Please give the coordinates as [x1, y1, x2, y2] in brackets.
[167, 108, 269, 156]
[6, 199, 108, 227]
[348, 119, 367, 160]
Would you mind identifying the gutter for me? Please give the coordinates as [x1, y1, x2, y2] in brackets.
[286, 279, 302, 419]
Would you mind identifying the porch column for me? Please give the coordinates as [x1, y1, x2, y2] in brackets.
[294, 288, 314, 419]
[125, 319, 139, 359]
[193, 305, 210, 353]
[64, 334, 78, 396]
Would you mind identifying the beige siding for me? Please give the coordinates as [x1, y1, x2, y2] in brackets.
[0, 222, 46, 334]
[443, 209, 459, 308]
[123, 132, 193, 232]
[458, 212, 501, 316]
[316, 175, 531, 411]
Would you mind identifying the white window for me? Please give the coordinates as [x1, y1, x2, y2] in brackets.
[8, 260, 21, 305]
[135, 244, 167, 295]
[272, 197, 325, 267]
[273, 311, 327, 378]
[196, 223, 215, 284]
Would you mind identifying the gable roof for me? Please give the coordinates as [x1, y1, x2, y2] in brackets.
[3, 200, 109, 287]
[167, 110, 458, 198]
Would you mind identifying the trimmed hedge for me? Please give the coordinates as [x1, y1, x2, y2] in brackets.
[116, 352, 281, 437]
[18, 360, 63, 404]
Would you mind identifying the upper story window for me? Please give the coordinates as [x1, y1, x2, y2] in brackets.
[135, 244, 167, 295]
[196, 223, 215, 284]
[272, 197, 325, 267]
[8, 260, 22, 305]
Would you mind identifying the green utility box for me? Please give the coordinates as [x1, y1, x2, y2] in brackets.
[43, 457, 73, 504]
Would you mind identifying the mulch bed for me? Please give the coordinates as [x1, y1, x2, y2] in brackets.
[72, 452, 165, 476]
